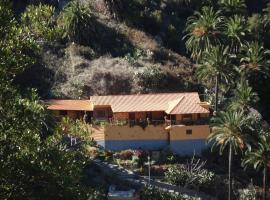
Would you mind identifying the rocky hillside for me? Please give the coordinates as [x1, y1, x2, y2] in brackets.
[13, 0, 203, 99]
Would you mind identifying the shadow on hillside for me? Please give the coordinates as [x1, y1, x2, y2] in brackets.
[14, 62, 55, 98]
[106, 1, 195, 54]
[83, 17, 136, 58]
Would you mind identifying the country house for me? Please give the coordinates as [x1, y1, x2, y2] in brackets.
[46, 92, 211, 155]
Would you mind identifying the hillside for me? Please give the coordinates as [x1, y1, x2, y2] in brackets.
[13, 0, 202, 100]
[10, 0, 270, 120]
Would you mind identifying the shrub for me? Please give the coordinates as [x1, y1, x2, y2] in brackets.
[58, 1, 95, 44]
[115, 150, 134, 160]
[21, 4, 62, 41]
[238, 184, 257, 200]
[151, 165, 168, 176]
[165, 157, 215, 189]
[136, 66, 169, 92]
[140, 187, 199, 200]
[83, 145, 99, 158]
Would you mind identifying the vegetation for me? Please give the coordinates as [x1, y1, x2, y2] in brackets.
[2, 0, 270, 199]
[165, 157, 215, 190]
[208, 110, 252, 200]
[140, 187, 199, 200]
[243, 135, 270, 200]
[0, 2, 104, 199]
[58, 1, 95, 44]
[21, 4, 61, 41]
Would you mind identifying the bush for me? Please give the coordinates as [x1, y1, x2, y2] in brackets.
[136, 66, 169, 92]
[115, 149, 134, 160]
[238, 184, 257, 200]
[58, 1, 95, 44]
[140, 187, 199, 200]
[21, 4, 62, 41]
[150, 165, 168, 176]
[165, 157, 215, 189]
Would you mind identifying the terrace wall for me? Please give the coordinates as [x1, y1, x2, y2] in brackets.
[102, 124, 168, 151]
[170, 125, 210, 155]
[91, 124, 210, 155]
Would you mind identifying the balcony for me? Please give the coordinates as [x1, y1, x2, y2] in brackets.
[91, 117, 209, 127]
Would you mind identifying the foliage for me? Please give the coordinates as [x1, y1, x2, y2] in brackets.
[184, 6, 224, 61]
[114, 149, 134, 160]
[0, 3, 102, 199]
[197, 46, 233, 86]
[124, 48, 145, 65]
[21, 4, 62, 42]
[165, 157, 215, 189]
[208, 110, 252, 154]
[0, 2, 37, 80]
[243, 135, 270, 200]
[58, 1, 95, 44]
[140, 187, 199, 200]
[218, 0, 247, 16]
[229, 75, 259, 111]
[60, 116, 91, 139]
[0, 84, 92, 199]
[136, 66, 169, 92]
[240, 41, 270, 74]
[243, 135, 270, 171]
[238, 187, 257, 200]
[225, 15, 246, 53]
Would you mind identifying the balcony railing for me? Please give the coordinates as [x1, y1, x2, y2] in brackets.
[91, 118, 209, 127]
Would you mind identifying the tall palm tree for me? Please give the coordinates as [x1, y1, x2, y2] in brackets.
[229, 75, 258, 112]
[240, 41, 270, 74]
[197, 46, 233, 112]
[208, 110, 251, 200]
[243, 135, 270, 200]
[184, 6, 224, 61]
[225, 15, 246, 54]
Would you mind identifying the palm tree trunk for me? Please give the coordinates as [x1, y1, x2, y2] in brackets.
[263, 166, 267, 200]
[228, 145, 233, 200]
[214, 74, 219, 113]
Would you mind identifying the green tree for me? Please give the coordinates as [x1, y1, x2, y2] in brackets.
[58, 1, 95, 44]
[21, 4, 62, 41]
[247, 14, 264, 41]
[218, 0, 247, 16]
[243, 135, 270, 200]
[0, 2, 37, 80]
[197, 46, 233, 112]
[229, 75, 259, 112]
[184, 6, 224, 61]
[225, 15, 246, 54]
[0, 2, 102, 199]
[208, 110, 251, 200]
[240, 41, 270, 74]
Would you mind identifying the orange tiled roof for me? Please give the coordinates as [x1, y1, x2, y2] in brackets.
[90, 92, 209, 114]
[45, 100, 93, 111]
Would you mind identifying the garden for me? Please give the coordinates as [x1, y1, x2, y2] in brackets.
[82, 144, 262, 200]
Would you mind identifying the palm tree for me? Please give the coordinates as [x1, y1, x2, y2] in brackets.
[229, 75, 259, 112]
[58, 1, 95, 44]
[208, 110, 251, 200]
[197, 46, 233, 112]
[184, 6, 224, 61]
[243, 135, 270, 200]
[225, 15, 246, 54]
[240, 41, 270, 74]
[218, 0, 247, 15]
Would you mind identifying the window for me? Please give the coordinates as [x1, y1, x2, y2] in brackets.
[186, 129, 192, 135]
[60, 110, 67, 115]
[96, 110, 106, 118]
[182, 114, 192, 120]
